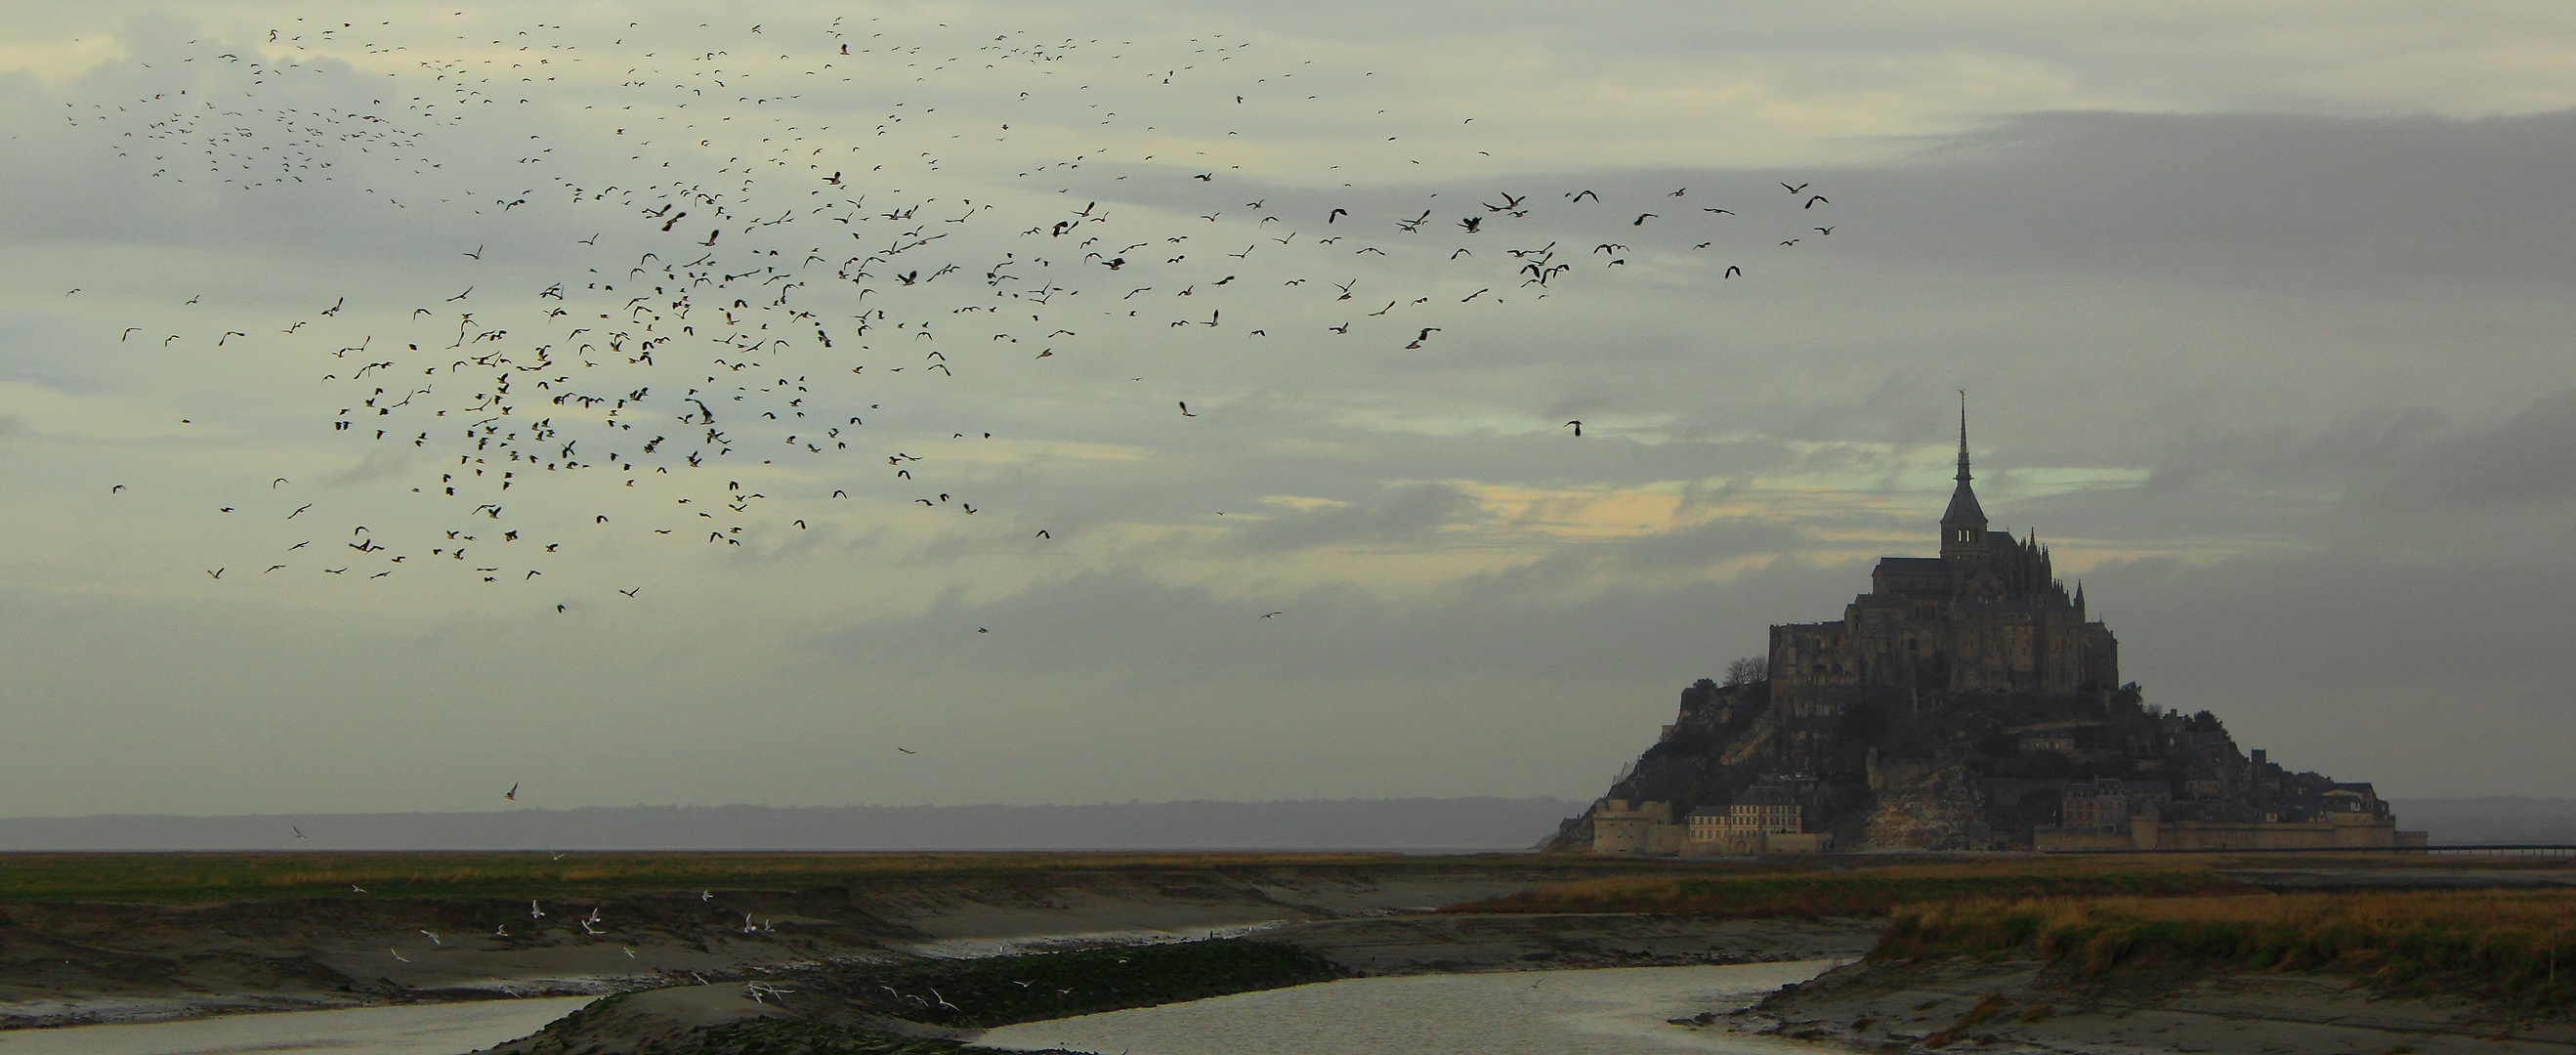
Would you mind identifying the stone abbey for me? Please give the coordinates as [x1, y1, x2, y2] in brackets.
[1767, 410, 2119, 774]
[1558, 405, 2423, 855]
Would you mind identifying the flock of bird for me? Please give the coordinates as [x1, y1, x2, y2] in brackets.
[58, 14, 1844, 610]
[341, 873, 804, 986]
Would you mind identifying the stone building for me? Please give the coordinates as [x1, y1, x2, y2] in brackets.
[1680, 781, 1834, 855]
[1767, 409, 2119, 772]
[1589, 798, 1682, 856]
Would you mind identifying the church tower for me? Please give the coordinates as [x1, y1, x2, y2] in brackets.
[1938, 392, 1988, 564]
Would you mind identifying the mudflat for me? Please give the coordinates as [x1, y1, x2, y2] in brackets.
[0, 852, 1668, 1029]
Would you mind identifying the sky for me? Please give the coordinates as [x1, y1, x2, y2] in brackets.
[3, 1, 2575, 817]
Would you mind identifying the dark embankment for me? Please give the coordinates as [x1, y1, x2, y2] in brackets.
[1734, 886, 2576, 1052]
[492, 937, 1347, 1054]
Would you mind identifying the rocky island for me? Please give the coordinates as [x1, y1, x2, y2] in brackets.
[1551, 407, 2426, 855]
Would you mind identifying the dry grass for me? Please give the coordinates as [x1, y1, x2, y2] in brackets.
[1444, 860, 2257, 919]
[0, 850, 1569, 904]
[1881, 888, 2576, 1008]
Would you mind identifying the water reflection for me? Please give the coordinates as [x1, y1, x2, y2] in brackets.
[0, 996, 596, 1055]
[974, 960, 1839, 1055]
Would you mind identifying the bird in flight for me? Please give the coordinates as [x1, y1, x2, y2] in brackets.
[506, 782, 518, 801]
[1178, 401, 1196, 417]
[292, 825, 306, 839]
[1565, 420, 1583, 437]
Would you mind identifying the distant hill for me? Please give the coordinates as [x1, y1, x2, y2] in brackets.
[0, 797, 1587, 852]
[2390, 798, 2576, 845]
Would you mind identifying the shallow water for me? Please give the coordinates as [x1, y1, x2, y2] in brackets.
[973, 960, 1841, 1055]
[0, 996, 596, 1055]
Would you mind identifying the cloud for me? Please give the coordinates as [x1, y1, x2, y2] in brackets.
[1230, 483, 1484, 552]
[2362, 386, 2576, 510]
[1842, 108, 2576, 285]
[321, 447, 413, 487]
[5, 3, 2576, 818]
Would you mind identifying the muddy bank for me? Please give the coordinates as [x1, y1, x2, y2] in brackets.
[484, 939, 1348, 1055]
[466, 914, 1879, 1054]
[0, 863, 1570, 1030]
[1720, 954, 2576, 1054]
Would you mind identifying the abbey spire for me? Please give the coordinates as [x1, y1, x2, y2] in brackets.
[1939, 391, 1988, 559]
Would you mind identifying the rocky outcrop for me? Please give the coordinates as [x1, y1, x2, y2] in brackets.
[1861, 763, 1981, 851]
[1551, 671, 2405, 853]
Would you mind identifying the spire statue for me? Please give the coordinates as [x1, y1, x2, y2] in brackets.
[1940, 391, 1987, 554]
[1957, 389, 1971, 484]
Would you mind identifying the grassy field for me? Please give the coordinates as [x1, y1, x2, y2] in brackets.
[1878, 887, 2576, 1008]
[0, 850, 1678, 904]
[5, 847, 2559, 909]
[1444, 860, 2264, 919]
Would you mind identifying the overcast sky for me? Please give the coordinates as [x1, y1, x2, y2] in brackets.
[4, 1, 2574, 817]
